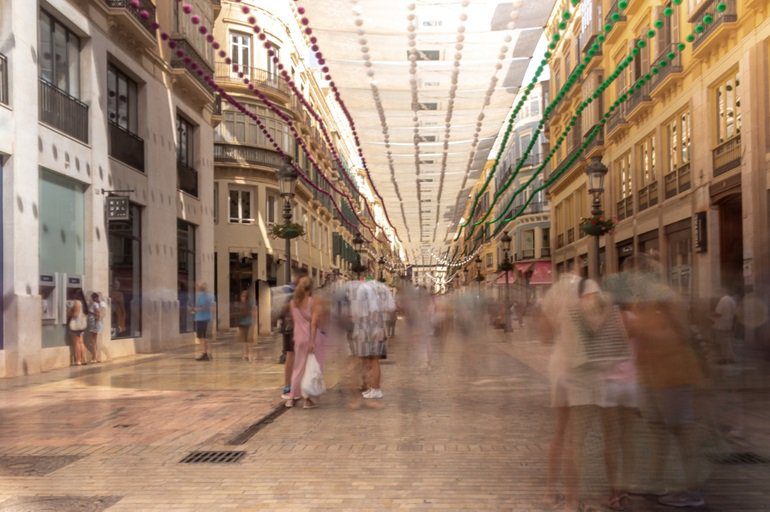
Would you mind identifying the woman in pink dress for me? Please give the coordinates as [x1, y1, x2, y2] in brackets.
[286, 276, 316, 409]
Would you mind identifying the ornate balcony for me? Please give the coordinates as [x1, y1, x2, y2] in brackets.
[624, 82, 652, 120]
[649, 43, 683, 95]
[606, 105, 627, 137]
[39, 79, 88, 143]
[103, 0, 157, 48]
[692, 0, 738, 53]
[214, 62, 290, 99]
[109, 122, 144, 172]
[169, 38, 214, 103]
[713, 133, 741, 177]
[664, 162, 691, 199]
[214, 143, 285, 169]
[616, 195, 633, 221]
[637, 181, 659, 212]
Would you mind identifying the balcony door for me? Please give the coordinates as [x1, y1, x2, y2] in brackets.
[230, 31, 251, 78]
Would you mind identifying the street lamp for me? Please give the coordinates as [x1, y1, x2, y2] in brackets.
[277, 157, 298, 285]
[500, 231, 513, 332]
[474, 255, 484, 284]
[463, 267, 469, 285]
[585, 156, 608, 280]
[352, 232, 366, 279]
[378, 256, 386, 283]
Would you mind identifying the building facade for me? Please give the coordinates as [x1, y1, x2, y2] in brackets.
[546, 0, 770, 323]
[0, 0, 220, 377]
[212, 0, 363, 333]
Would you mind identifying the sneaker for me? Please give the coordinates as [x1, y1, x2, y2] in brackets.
[363, 388, 383, 399]
[658, 491, 705, 508]
[195, 353, 211, 361]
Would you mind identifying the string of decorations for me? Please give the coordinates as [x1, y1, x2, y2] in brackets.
[454, 0, 584, 241]
[292, 0, 403, 243]
[489, 0, 729, 235]
[181, 2, 383, 237]
[155, 2, 377, 237]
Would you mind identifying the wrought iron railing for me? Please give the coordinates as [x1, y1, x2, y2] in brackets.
[713, 133, 741, 176]
[0, 53, 7, 105]
[214, 62, 290, 96]
[214, 143, 285, 168]
[693, 0, 737, 50]
[664, 162, 691, 199]
[541, 247, 551, 258]
[605, 0, 627, 25]
[637, 180, 658, 212]
[39, 79, 88, 143]
[177, 161, 198, 197]
[625, 81, 651, 116]
[567, 228, 575, 245]
[170, 38, 214, 91]
[104, 0, 157, 37]
[606, 104, 626, 135]
[109, 122, 144, 171]
[521, 249, 536, 260]
[616, 195, 633, 221]
[557, 233, 565, 249]
[649, 42, 683, 92]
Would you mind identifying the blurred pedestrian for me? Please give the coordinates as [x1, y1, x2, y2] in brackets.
[67, 299, 88, 366]
[279, 269, 308, 398]
[192, 282, 215, 361]
[86, 292, 105, 363]
[712, 287, 739, 364]
[235, 289, 258, 361]
[286, 276, 317, 409]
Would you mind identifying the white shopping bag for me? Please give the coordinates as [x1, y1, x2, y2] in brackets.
[301, 353, 326, 397]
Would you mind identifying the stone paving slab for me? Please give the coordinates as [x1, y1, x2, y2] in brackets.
[0, 327, 767, 510]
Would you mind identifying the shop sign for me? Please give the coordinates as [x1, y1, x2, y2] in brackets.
[106, 195, 130, 221]
[694, 211, 707, 253]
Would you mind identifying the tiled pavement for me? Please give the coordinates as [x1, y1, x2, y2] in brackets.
[0, 324, 768, 511]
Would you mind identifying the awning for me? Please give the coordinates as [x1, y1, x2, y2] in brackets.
[495, 271, 517, 286]
[529, 261, 553, 285]
[515, 262, 534, 273]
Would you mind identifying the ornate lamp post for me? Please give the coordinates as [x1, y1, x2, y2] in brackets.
[378, 256, 386, 283]
[277, 158, 298, 285]
[474, 255, 484, 287]
[352, 232, 366, 279]
[463, 267, 469, 286]
[500, 231, 513, 332]
[584, 156, 609, 280]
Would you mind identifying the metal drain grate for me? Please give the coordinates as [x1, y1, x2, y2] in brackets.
[227, 404, 289, 445]
[709, 452, 768, 464]
[180, 451, 246, 464]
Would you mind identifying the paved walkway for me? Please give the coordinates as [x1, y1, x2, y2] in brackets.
[0, 324, 767, 510]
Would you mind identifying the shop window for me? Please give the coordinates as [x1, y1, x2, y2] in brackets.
[177, 220, 196, 333]
[109, 203, 142, 339]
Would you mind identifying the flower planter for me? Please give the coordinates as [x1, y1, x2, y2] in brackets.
[270, 223, 304, 240]
[580, 222, 610, 236]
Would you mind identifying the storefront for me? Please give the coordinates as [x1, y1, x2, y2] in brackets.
[665, 219, 692, 299]
[638, 229, 660, 259]
[108, 203, 142, 339]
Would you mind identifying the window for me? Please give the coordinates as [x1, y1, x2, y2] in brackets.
[267, 44, 280, 77]
[229, 186, 254, 224]
[39, 11, 81, 97]
[616, 153, 633, 220]
[177, 220, 196, 333]
[107, 64, 139, 134]
[638, 134, 657, 187]
[266, 192, 278, 224]
[214, 183, 219, 224]
[109, 203, 142, 339]
[230, 31, 251, 74]
[176, 114, 194, 167]
[715, 72, 741, 144]
[668, 110, 691, 171]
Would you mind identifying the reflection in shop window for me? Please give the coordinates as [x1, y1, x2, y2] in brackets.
[109, 204, 142, 339]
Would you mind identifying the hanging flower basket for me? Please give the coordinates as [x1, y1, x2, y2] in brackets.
[580, 216, 615, 236]
[269, 222, 305, 240]
[498, 259, 513, 272]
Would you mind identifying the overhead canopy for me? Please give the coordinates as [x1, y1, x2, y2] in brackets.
[300, 0, 554, 263]
[529, 261, 553, 285]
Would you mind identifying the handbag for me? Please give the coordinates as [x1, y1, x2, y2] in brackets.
[301, 353, 326, 398]
[69, 313, 87, 331]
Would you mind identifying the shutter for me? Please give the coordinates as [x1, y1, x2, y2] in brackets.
[671, 2, 680, 53]
[641, 30, 650, 74]
[653, 7, 664, 57]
